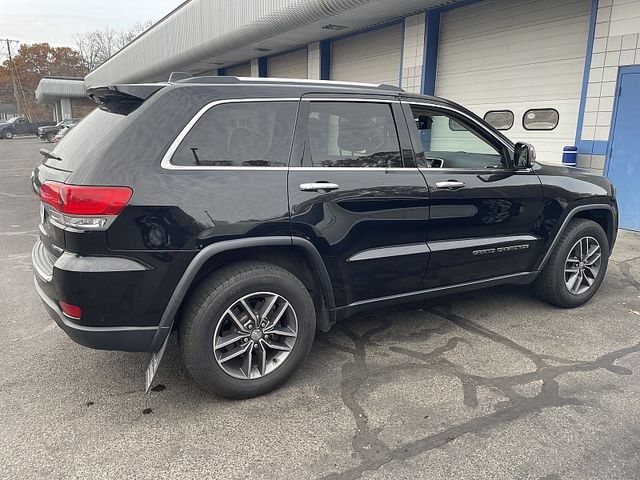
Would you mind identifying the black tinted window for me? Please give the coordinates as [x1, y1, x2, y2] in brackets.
[172, 102, 297, 167]
[307, 102, 402, 168]
[49, 108, 124, 171]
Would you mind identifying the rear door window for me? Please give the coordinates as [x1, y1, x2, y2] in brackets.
[306, 101, 402, 168]
[171, 101, 297, 167]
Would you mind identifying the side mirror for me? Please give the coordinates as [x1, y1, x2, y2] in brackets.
[513, 142, 536, 169]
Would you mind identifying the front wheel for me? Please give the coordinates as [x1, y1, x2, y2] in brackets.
[533, 218, 609, 308]
[3, 130, 13, 139]
[179, 261, 316, 398]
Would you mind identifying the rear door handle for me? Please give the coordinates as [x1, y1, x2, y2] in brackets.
[435, 180, 466, 190]
[299, 182, 340, 192]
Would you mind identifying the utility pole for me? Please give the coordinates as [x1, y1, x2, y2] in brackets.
[1, 38, 21, 117]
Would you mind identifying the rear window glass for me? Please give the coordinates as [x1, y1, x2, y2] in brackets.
[171, 101, 297, 167]
[48, 108, 124, 171]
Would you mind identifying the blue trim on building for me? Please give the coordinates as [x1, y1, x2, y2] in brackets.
[258, 57, 268, 77]
[319, 40, 331, 80]
[399, 20, 406, 88]
[604, 64, 640, 175]
[421, 10, 440, 96]
[575, 0, 599, 146]
[578, 140, 608, 156]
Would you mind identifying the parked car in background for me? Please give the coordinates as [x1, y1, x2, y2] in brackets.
[38, 118, 81, 143]
[52, 124, 75, 143]
[31, 77, 618, 399]
[0, 116, 48, 139]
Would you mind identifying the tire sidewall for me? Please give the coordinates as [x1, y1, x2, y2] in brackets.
[4, 130, 13, 139]
[182, 269, 315, 397]
[553, 222, 609, 306]
[46, 132, 55, 143]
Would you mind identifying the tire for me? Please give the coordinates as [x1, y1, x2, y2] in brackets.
[533, 218, 609, 308]
[46, 132, 55, 143]
[3, 130, 13, 139]
[179, 261, 316, 398]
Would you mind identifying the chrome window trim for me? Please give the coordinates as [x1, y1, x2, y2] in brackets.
[160, 98, 300, 171]
[161, 97, 401, 171]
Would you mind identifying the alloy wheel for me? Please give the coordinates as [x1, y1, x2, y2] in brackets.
[564, 236, 602, 295]
[213, 291, 298, 379]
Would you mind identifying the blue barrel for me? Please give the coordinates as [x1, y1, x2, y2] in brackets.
[562, 146, 577, 166]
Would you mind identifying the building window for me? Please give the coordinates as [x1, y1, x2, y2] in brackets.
[171, 101, 297, 167]
[523, 109, 559, 131]
[484, 110, 514, 130]
[307, 102, 402, 168]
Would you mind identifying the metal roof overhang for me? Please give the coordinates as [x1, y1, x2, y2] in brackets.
[35, 77, 87, 103]
[85, 0, 465, 88]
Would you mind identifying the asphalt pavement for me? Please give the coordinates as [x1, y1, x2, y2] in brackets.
[1, 137, 640, 479]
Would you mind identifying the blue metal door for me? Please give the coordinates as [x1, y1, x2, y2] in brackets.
[607, 67, 640, 231]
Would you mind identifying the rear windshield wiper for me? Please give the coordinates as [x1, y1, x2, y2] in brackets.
[39, 148, 62, 161]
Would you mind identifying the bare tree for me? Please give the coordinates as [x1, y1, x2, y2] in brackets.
[74, 21, 153, 71]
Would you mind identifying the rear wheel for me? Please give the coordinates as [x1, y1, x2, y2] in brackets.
[179, 261, 316, 398]
[533, 218, 609, 308]
[46, 132, 55, 143]
[4, 130, 13, 139]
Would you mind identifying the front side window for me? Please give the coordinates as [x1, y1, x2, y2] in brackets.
[523, 109, 559, 131]
[306, 102, 402, 168]
[407, 105, 505, 169]
[171, 101, 297, 167]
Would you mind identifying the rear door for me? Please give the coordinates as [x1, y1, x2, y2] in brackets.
[288, 96, 430, 306]
[401, 100, 544, 288]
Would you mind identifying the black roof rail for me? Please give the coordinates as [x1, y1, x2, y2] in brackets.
[176, 76, 404, 92]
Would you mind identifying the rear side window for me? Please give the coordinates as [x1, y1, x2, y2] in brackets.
[171, 101, 297, 167]
[49, 108, 124, 171]
[306, 102, 402, 168]
[523, 109, 559, 130]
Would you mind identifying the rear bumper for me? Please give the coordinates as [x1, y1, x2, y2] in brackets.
[34, 277, 158, 352]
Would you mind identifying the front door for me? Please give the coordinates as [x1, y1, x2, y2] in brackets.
[288, 97, 430, 306]
[401, 101, 544, 288]
[606, 67, 640, 231]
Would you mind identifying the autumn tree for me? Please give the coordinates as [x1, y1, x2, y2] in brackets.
[74, 21, 153, 71]
[0, 43, 88, 120]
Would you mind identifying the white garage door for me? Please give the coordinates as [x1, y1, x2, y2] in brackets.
[331, 24, 402, 86]
[436, 0, 591, 163]
[226, 63, 252, 77]
[268, 49, 308, 79]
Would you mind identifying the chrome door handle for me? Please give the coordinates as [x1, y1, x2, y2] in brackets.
[299, 182, 340, 192]
[435, 180, 466, 190]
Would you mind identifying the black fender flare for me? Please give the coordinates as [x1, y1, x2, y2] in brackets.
[149, 236, 335, 351]
[536, 203, 616, 271]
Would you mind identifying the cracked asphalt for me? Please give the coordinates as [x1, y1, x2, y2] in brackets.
[2, 137, 640, 479]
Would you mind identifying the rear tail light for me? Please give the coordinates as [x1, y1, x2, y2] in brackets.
[59, 301, 82, 319]
[39, 181, 132, 231]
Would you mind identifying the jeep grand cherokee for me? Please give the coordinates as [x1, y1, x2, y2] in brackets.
[31, 77, 618, 398]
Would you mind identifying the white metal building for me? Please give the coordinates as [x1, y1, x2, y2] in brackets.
[35, 77, 87, 121]
[77, 0, 640, 228]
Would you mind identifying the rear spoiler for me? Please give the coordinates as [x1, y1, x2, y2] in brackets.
[87, 83, 167, 115]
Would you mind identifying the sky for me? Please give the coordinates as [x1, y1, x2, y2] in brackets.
[0, 0, 182, 55]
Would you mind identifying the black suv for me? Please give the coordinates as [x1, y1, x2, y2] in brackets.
[32, 77, 618, 398]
